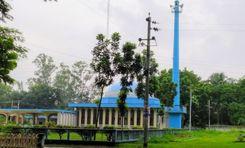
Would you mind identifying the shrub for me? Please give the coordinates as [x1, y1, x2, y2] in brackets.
[132, 126, 143, 130]
[45, 121, 56, 128]
[103, 126, 116, 130]
[84, 125, 96, 129]
[237, 134, 245, 142]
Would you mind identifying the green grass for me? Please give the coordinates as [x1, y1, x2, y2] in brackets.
[119, 129, 245, 148]
[47, 132, 107, 141]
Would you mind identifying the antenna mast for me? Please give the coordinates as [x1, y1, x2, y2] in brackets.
[106, 0, 110, 37]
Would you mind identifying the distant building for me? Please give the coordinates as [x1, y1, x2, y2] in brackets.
[0, 109, 76, 126]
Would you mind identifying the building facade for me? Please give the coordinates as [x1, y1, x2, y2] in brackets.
[68, 83, 186, 129]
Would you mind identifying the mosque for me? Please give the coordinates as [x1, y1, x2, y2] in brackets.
[0, 0, 186, 129]
[68, 83, 186, 129]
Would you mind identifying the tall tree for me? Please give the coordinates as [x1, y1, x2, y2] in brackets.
[114, 42, 142, 128]
[28, 53, 57, 86]
[135, 49, 158, 99]
[91, 33, 120, 127]
[154, 69, 176, 113]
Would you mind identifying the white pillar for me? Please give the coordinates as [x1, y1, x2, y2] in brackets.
[68, 114, 71, 126]
[91, 109, 94, 125]
[128, 109, 131, 128]
[84, 109, 88, 126]
[154, 110, 157, 127]
[102, 109, 106, 127]
[109, 109, 112, 126]
[79, 109, 82, 127]
[134, 110, 137, 126]
[140, 110, 143, 127]
[115, 109, 118, 127]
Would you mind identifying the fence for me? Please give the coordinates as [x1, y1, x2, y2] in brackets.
[0, 133, 39, 148]
[2, 127, 185, 146]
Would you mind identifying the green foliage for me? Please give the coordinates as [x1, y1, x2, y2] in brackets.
[24, 83, 61, 108]
[53, 61, 98, 104]
[135, 49, 158, 99]
[45, 121, 56, 128]
[103, 126, 116, 129]
[237, 134, 245, 142]
[28, 53, 57, 86]
[0, 0, 13, 22]
[84, 125, 96, 129]
[91, 32, 121, 127]
[0, 26, 27, 84]
[132, 126, 143, 130]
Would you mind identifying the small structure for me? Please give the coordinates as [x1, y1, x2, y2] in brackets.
[68, 83, 186, 129]
[0, 109, 76, 126]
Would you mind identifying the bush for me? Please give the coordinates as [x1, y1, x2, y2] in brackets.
[84, 125, 96, 129]
[237, 134, 245, 142]
[103, 126, 116, 129]
[45, 121, 56, 128]
[132, 126, 143, 130]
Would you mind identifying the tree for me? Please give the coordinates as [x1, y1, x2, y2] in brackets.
[26, 84, 61, 109]
[135, 49, 158, 99]
[0, 0, 13, 22]
[53, 63, 75, 105]
[91, 33, 120, 127]
[71, 61, 97, 102]
[0, 27, 27, 84]
[154, 69, 176, 114]
[54, 61, 98, 104]
[114, 42, 142, 128]
[28, 53, 57, 86]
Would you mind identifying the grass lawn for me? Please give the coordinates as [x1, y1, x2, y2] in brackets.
[48, 132, 107, 141]
[119, 129, 245, 148]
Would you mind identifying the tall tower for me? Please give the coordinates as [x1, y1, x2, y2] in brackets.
[169, 0, 185, 129]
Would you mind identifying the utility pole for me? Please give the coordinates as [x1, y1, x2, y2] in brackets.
[189, 88, 192, 131]
[139, 13, 159, 148]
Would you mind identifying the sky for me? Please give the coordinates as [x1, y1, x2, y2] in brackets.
[5, 0, 245, 87]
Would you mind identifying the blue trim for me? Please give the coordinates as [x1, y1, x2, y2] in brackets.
[68, 97, 160, 108]
[0, 109, 76, 114]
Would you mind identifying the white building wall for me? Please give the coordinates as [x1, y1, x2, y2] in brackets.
[57, 112, 77, 127]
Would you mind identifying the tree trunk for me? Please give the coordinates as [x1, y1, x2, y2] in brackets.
[95, 87, 104, 128]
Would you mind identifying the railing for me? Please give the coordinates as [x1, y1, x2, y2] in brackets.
[5, 127, 185, 146]
[0, 133, 39, 148]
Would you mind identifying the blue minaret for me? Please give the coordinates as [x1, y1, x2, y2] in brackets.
[168, 0, 185, 129]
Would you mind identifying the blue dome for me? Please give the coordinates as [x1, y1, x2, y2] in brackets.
[105, 81, 138, 97]
[107, 81, 138, 92]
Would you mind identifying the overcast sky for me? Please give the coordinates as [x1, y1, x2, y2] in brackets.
[5, 0, 245, 86]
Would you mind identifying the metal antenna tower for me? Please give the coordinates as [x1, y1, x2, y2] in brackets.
[106, 0, 110, 37]
[169, 0, 184, 129]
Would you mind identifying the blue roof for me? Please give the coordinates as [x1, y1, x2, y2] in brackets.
[0, 109, 76, 114]
[69, 97, 160, 109]
[68, 97, 186, 113]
